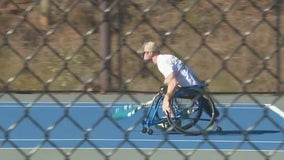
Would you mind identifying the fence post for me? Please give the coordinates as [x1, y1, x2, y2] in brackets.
[100, 0, 111, 92]
[275, 0, 282, 94]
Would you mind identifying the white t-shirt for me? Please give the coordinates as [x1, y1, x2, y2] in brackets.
[157, 54, 202, 87]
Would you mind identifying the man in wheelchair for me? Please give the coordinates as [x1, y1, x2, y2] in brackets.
[140, 41, 219, 124]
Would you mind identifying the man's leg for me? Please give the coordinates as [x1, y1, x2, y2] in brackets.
[198, 96, 219, 118]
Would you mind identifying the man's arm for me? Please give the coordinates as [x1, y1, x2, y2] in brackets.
[162, 72, 178, 117]
[164, 72, 178, 99]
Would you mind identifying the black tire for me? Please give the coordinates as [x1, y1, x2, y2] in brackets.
[141, 127, 148, 133]
[168, 92, 216, 135]
[148, 129, 153, 135]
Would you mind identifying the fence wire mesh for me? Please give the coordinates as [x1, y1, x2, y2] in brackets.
[0, 0, 283, 160]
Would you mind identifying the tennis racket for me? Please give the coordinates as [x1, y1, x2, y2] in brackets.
[112, 100, 153, 120]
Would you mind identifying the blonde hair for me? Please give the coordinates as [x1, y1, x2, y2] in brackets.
[143, 41, 159, 53]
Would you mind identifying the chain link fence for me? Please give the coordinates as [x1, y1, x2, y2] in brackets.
[0, 0, 283, 160]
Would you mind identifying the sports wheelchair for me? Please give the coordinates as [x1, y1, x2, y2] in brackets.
[141, 84, 222, 135]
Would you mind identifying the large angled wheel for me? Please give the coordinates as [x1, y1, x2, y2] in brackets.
[168, 91, 216, 135]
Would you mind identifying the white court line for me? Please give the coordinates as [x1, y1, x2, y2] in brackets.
[0, 102, 277, 108]
[265, 104, 284, 119]
[0, 102, 128, 108]
[1, 138, 283, 151]
[1, 148, 284, 153]
[0, 138, 282, 144]
[1, 102, 284, 119]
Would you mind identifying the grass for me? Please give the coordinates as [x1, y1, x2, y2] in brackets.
[0, 1, 283, 93]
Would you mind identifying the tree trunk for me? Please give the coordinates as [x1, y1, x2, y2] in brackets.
[0, 0, 9, 8]
[39, 0, 50, 30]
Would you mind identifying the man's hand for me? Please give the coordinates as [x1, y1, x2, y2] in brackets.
[162, 96, 174, 117]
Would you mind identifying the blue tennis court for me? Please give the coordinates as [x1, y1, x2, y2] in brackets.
[0, 102, 283, 151]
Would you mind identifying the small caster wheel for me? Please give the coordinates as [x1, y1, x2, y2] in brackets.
[141, 127, 147, 134]
[147, 129, 153, 135]
[216, 126, 222, 132]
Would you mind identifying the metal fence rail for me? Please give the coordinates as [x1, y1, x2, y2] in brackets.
[0, 0, 283, 160]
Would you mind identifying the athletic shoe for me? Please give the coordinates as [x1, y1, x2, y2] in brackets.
[155, 120, 181, 131]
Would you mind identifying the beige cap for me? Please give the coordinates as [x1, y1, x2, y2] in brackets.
[143, 41, 159, 52]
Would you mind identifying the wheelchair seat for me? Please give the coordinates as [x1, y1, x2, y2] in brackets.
[174, 85, 205, 99]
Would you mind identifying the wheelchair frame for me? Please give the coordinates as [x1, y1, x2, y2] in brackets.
[141, 85, 221, 135]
